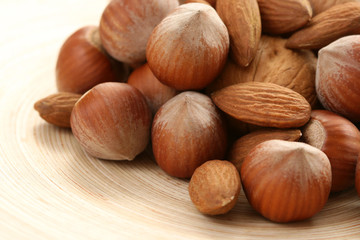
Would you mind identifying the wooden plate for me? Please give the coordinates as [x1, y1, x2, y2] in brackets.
[1, 1, 359, 239]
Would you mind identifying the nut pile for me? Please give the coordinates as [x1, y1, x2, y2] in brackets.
[34, 0, 360, 223]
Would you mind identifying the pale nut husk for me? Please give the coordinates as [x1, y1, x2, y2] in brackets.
[216, 0, 261, 67]
[286, 2, 360, 49]
[146, 3, 229, 91]
[258, 0, 312, 34]
[207, 35, 318, 107]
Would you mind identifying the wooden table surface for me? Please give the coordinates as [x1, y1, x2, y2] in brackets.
[0, 1, 359, 239]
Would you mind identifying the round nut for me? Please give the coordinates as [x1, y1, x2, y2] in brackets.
[241, 140, 332, 223]
[70, 82, 152, 161]
[189, 160, 241, 215]
[146, 3, 229, 90]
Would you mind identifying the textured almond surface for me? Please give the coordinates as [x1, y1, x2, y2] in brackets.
[189, 160, 241, 215]
[309, 0, 359, 15]
[258, 0, 312, 34]
[229, 129, 302, 172]
[286, 2, 360, 49]
[216, 0, 261, 67]
[211, 82, 311, 128]
[241, 140, 332, 223]
[146, 3, 229, 90]
[207, 35, 318, 107]
[34, 92, 81, 128]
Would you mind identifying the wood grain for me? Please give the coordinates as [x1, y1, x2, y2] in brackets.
[0, 0, 360, 239]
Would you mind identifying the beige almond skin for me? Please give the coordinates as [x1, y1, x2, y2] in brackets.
[286, 2, 360, 49]
[211, 82, 312, 128]
[207, 35, 318, 107]
[34, 92, 81, 128]
[309, 0, 359, 15]
[216, 0, 261, 67]
[258, 0, 312, 34]
[189, 160, 241, 215]
[229, 129, 302, 172]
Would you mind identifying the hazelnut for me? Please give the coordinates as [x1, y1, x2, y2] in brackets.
[301, 110, 360, 192]
[151, 91, 228, 178]
[188, 160, 241, 215]
[146, 3, 229, 90]
[70, 82, 152, 161]
[241, 140, 332, 223]
[127, 63, 178, 115]
[56, 26, 128, 94]
[99, 0, 179, 67]
[316, 35, 360, 122]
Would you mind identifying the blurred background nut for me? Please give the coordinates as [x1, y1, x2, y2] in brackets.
[316, 35, 360, 123]
[100, 0, 179, 67]
[257, 0, 313, 35]
[309, 0, 360, 16]
[56, 26, 128, 94]
[127, 63, 178, 116]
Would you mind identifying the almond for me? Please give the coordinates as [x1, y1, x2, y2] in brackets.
[211, 82, 311, 128]
[309, 0, 359, 16]
[188, 160, 241, 215]
[216, 0, 261, 67]
[258, 0, 312, 34]
[229, 129, 302, 172]
[286, 2, 360, 49]
[34, 92, 81, 128]
[207, 35, 318, 107]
